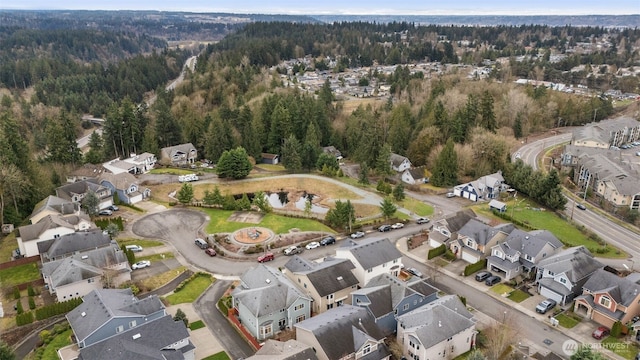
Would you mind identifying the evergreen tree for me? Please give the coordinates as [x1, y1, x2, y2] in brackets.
[325, 200, 355, 231]
[358, 162, 370, 185]
[236, 193, 251, 210]
[431, 139, 458, 187]
[0, 340, 15, 360]
[513, 112, 523, 139]
[375, 144, 393, 176]
[216, 147, 252, 179]
[393, 183, 405, 201]
[46, 111, 82, 165]
[316, 152, 339, 172]
[141, 122, 159, 157]
[570, 346, 604, 360]
[177, 183, 194, 204]
[154, 99, 181, 148]
[479, 90, 497, 132]
[281, 134, 302, 172]
[380, 197, 397, 219]
[252, 191, 272, 213]
[81, 192, 99, 216]
[204, 186, 224, 206]
[84, 131, 105, 164]
[173, 308, 189, 327]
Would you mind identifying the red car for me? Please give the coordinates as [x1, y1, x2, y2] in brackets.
[205, 248, 216, 257]
[258, 253, 274, 263]
[592, 326, 609, 340]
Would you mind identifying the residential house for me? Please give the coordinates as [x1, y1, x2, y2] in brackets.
[232, 264, 312, 341]
[428, 209, 476, 248]
[573, 153, 640, 211]
[121, 152, 157, 174]
[450, 219, 515, 264]
[66, 164, 106, 183]
[454, 171, 507, 201]
[261, 153, 280, 165]
[571, 117, 640, 148]
[487, 229, 563, 280]
[160, 143, 197, 166]
[17, 213, 96, 257]
[245, 339, 319, 360]
[99, 172, 151, 205]
[390, 153, 412, 172]
[322, 146, 343, 160]
[65, 288, 194, 360]
[294, 305, 391, 360]
[29, 195, 79, 224]
[351, 274, 438, 336]
[575, 269, 640, 328]
[37, 230, 113, 263]
[56, 180, 113, 210]
[397, 295, 476, 360]
[41, 241, 130, 301]
[335, 238, 403, 287]
[401, 167, 427, 185]
[536, 246, 603, 305]
[488, 199, 507, 213]
[560, 144, 618, 171]
[284, 256, 359, 315]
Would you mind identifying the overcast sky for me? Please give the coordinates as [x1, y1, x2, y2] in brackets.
[3, 0, 639, 15]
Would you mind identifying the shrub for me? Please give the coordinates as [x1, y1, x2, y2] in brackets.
[464, 259, 488, 276]
[27, 285, 35, 297]
[34, 297, 82, 321]
[13, 287, 20, 300]
[428, 244, 446, 260]
[443, 249, 456, 261]
[611, 321, 622, 337]
[16, 311, 34, 326]
[28, 296, 36, 310]
[16, 300, 23, 314]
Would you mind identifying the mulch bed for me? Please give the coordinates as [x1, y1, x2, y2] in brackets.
[408, 232, 429, 250]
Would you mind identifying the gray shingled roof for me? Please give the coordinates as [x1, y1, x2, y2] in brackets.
[437, 209, 477, 233]
[56, 180, 111, 201]
[398, 295, 475, 349]
[500, 228, 562, 258]
[42, 244, 128, 287]
[77, 315, 191, 360]
[305, 260, 358, 297]
[67, 289, 165, 343]
[247, 339, 319, 360]
[233, 265, 310, 317]
[582, 269, 640, 307]
[351, 285, 392, 318]
[29, 195, 78, 221]
[38, 230, 112, 261]
[161, 143, 196, 159]
[390, 153, 409, 168]
[18, 213, 92, 242]
[364, 274, 437, 311]
[572, 117, 640, 144]
[339, 238, 402, 270]
[294, 305, 386, 360]
[537, 246, 603, 283]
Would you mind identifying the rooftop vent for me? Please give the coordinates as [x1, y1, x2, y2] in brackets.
[81, 255, 89, 260]
[337, 276, 343, 281]
[81, 312, 86, 317]
[438, 321, 442, 327]
[265, 279, 271, 284]
[132, 333, 141, 340]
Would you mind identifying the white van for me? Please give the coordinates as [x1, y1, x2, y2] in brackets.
[125, 245, 143, 252]
[178, 174, 199, 183]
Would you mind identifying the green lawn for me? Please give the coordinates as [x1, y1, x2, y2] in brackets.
[39, 329, 73, 360]
[189, 320, 206, 330]
[490, 283, 513, 296]
[202, 209, 334, 234]
[254, 164, 286, 172]
[399, 197, 434, 217]
[393, 210, 411, 221]
[149, 168, 196, 175]
[0, 262, 41, 288]
[507, 289, 531, 303]
[0, 233, 18, 262]
[117, 238, 165, 248]
[471, 198, 626, 258]
[136, 252, 175, 262]
[554, 313, 580, 328]
[165, 275, 214, 305]
[202, 351, 231, 360]
[602, 337, 639, 359]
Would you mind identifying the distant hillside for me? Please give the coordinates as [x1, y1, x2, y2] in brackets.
[311, 15, 640, 27]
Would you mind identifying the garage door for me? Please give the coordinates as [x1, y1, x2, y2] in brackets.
[461, 251, 479, 264]
[539, 286, 563, 304]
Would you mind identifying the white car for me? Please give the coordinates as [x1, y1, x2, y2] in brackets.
[350, 231, 365, 239]
[305, 242, 320, 250]
[132, 260, 151, 270]
[391, 223, 405, 229]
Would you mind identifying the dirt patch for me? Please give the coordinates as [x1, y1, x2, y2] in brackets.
[227, 211, 264, 223]
[408, 231, 429, 250]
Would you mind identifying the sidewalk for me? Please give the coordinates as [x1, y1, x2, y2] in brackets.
[396, 237, 627, 360]
[166, 304, 226, 359]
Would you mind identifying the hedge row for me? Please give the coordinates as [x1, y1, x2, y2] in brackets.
[464, 259, 488, 276]
[174, 272, 209, 293]
[428, 244, 446, 260]
[95, 217, 124, 231]
[35, 297, 82, 321]
[16, 311, 34, 326]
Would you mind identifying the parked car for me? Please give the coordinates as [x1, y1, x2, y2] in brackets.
[284, 246, 303, 256]
[535, 299, 557, 314]
[306, 241, 320, 250]
[378, 225, 392, 232]
[576, 203, 587, 210]
[350, 231, 365, 239]
[257, 253, 274, 263]
[98, 209, 112, 216]
[446, 192, 456, 198]
[391, 222, 405, 229]
[108, 205, 119, 211]
[406, 267, 423, 278]
[125, 245, 143, 253]
[475, 271, 492, 282]
[132, 260, 151, 270]
[592, 326, 609, 340]
[195, 238, 208, 249]
[205, 248, 217, 256]
[416, 217, 430, 224]
[485, 275, 501, 286]
[320, 236, 336, 246]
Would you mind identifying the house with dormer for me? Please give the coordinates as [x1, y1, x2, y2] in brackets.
[575, 269, 640, 328]
[37, 230, 113, 263]
[487, 229, 563, 280]
[284, 256, 359, 315]
[397, 295, 476, 360]
[29, 195, 79, 224]
[65, 288, 194, 360]
[245, 339, 318, 360]
[351, 274, 438, 336]
[428, 210, 476, 249]
[294, 305, 391, 360]
[232, 264, 312, 341]
[536, 246, 603, 305]
[335, 238, 403, 287]
[454, 171, 507, 202]
[450, 219, 515, 264]
[390, 153, 412, 173]
[160, 143, 197, 166]
[401, 167, 427, 185]
[17, 213, 96, 257]
[56, 180, 113, 210]
[99, 172, 151, 205]
[65, 163, 106, 183]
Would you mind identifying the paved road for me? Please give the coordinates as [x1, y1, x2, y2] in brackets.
[514, 133, 640, 260]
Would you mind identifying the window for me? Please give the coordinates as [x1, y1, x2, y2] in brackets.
[362, 343, 371, 355]
[327, 294, 334, 300]
[116, 325, 124, 333]
[367, 269, 373, 273]
[304, 283, 307, 288]
[466, 239, 473, 247]
[295, 315, 305, 323]
[259, 324, 272, 337]
[560, 278, 567, 284]
[129, 320, 137, 328]
[403, 304, 409, 311]
[599, 295, 612, 308]
[327, 304, 334, 310]
[278, 318, 286, 328]
[294, 303, 305, 311]
[336, 300, 344, 307]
